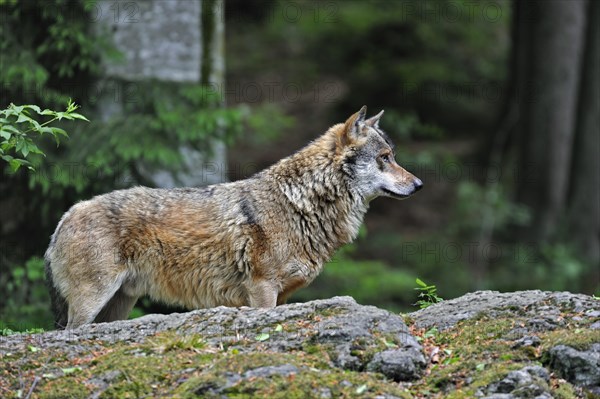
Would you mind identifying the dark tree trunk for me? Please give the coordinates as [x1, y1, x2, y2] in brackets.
[515, 0, 588, 242]
[568, 0, 600, 289]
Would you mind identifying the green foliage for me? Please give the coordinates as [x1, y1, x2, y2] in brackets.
[242, 103, 295, 144]
[383, 110, 445, 141]
[414, 278, 444, 309]
[450, 181, 531, 237]
[491, 242, 589, 293]
[0, 256, 53, 331]
[0, 100, 87, 172]
[22, 81, 245, 197]
[257, 0, 510, 131]
[446, 179, 594, 293]
[1, 0, 103, 105]
[291, 231, 419, 312]
[538, 244, 585, 286]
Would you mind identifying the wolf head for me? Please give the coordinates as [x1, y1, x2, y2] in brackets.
[337, 106, 423, 202]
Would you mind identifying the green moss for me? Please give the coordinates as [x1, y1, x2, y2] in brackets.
[402, 314, 415, 325]
[145, 331, 207, 352]
[301, 342, 324, 355]
[552, 380, 579, 399]
[176, 351, 411, 398]
[405, 314, 589, 398]
[37, 379, 90, 399]
[541, 328, 600, 351]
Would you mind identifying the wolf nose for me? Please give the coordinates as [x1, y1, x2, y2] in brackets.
[413, 178, 423, 192]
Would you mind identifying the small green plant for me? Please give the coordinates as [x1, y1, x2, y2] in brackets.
[0, 327, 45, 336]
[414, 278, 443, 309]
[0, 100, 88, 171]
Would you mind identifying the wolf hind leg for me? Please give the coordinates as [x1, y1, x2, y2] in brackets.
[94, 288, 138, 323]
[65, 274, 127, 329]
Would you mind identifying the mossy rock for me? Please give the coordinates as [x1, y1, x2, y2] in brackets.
[1, 291, 598, 398]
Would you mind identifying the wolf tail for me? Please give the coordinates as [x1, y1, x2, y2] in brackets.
[45, 258, 68, 330]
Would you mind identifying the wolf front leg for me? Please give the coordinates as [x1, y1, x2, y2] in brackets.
[246, 279, 278, 308]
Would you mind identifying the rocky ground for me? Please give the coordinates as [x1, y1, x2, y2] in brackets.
[1, 290, 598, 398]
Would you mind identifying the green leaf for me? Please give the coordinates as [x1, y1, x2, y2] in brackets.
[9, 158, 21, 172]
[16, 113, 33, 123]
[15, 139, 24, 153]
[50, 127, 68, 137]
[476, 363, 486, 371]
[28, 345, 39, 352]
[61, 367, 82, 375]
[7, 158, 32, 172]
[66, 98, 78, 112]
[0, 130, 11, 140]
[27, 145, 44, 155]
[274, 324, 283, 332]
[1, 125, 21, 135]
[444, 356, 460, 365]
[11, 105, 24, 114]
[255, 333, 270, 342]
[355, 384, 368, 394]
[415, 278, 427, 288]
[423, 327, 438, 339]
[68, 112, 89, 121]
[24, 105, 41, 113]
[30, 119, 42, 131]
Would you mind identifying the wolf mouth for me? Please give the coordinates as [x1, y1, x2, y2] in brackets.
[381, 188, 410, 199]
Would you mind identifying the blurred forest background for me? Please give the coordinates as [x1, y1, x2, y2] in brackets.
[1, 0, 598, 330]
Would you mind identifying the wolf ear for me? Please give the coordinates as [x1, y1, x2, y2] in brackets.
[341, 105, 367, 145]
[365, 110, 384, 128]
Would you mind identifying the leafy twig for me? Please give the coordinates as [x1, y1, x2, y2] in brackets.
[0, 99, 88, 172]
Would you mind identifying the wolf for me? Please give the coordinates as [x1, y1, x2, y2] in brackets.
[45, 106, 423, 329]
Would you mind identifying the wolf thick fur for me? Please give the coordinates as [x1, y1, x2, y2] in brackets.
[45, 107, 423, 329]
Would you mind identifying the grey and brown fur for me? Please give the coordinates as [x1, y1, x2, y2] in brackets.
[45, 106, 423, 329]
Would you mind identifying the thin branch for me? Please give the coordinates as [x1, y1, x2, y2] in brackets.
[24, 376, 41, 399]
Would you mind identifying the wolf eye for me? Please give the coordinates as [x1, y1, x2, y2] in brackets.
[380, 154, 392, 163]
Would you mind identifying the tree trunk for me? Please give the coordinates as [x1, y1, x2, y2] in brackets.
[96, 0, 227, 188]
[568, 0, 600, 289]
[515, 0, 588, 242]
